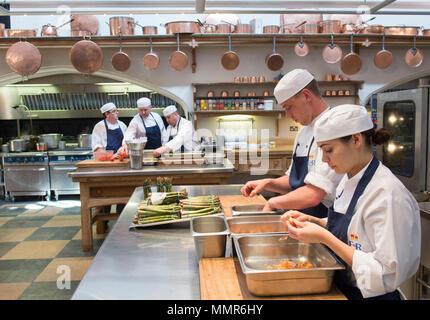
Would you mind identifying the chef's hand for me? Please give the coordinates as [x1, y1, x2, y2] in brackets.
[153, 146, 168, 158]
[286, 218, 329, 244]
[240, 179, 269, 197]
[114, 145, 127, 158]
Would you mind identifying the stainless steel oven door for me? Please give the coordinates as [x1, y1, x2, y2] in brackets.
[4, 165, 50, 193]
[377, 88, 428, 192]
[49, 163, 79, 197]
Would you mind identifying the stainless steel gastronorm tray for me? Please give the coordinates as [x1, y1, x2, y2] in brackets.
[226, 215, 289, 235]
[233, 234, 345, 296]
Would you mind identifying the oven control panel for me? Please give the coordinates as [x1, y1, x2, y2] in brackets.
[49, 155, 92, 163]
[4, 156, 48, 164]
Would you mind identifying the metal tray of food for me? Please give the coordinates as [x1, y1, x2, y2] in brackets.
[233, 234, 345, 296]
[230, 204, 284, 216]
[142, 157, 159, 166]
[226, 215, 289, 235]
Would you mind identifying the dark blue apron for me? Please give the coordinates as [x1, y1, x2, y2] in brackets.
[289, 136, 328, 218]
[104, 119, 123, 154]
[141, 113, 162, 150]
[326, 155, 400, 300]
[168, 116, 185, 153]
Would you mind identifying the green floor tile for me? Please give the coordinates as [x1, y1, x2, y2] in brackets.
[0, 242, 19, 258]
[18, 281, 80, 300]
[0, 206, 29, 217]
[57, 207, 81, 216]
[1, 216, 53, 228]
[24, 227, 81, 241]
[0, 259, 52, 283]
[56, 239, 104, 258]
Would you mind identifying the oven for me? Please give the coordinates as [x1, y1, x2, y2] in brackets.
[3, 152, 50, 201]
[376, 88, 430, 192]
[48, 150, 92, 200]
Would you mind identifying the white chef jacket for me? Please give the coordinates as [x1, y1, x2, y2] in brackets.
[286, 108, 343, 207]
[91, 119, 128, 151]
[162, 117, 200, 152]
[122, 112, 168, 144]
[333, 159, 421, 298]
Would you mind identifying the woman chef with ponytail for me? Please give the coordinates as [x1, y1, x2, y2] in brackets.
[281, 104, 421, 300]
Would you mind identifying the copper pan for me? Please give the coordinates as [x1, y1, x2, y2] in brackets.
[341, 35, 362, 75]
[294, 36, 309, 57]
[143, 37, 160, 70]
[221, 35, 239, 70]
[69, 39, 104, 75]
[216, 24, 232, 34]
[6, 41, 42, 77]
[359, 25, 385, 34]
[384, 26, 420, 36]
[281, 23, 304, 34]
[303, 23, 320, 34]
[405, 36, 423, 68]
[423, 29, 430, 36]
[265, 36, 284, 71]
[322, 34, 342, 64]
[234, 24, 252, 34]
[0, 23, 4, 37]
[41, 19, 73, 37]
[319, 20, 341, 34]
[374, 35, 392, 69]
[164, 21, 201, 34]
[70, 15, 99, 36]
[169, 34, 188, 71]
[71, 30, 92, 37]
[109, 16, 135, 36]
[7, 29, 37, 37]
[341, 17, 376, 34]
[263, 25, 280, 34]
[142, 26, 158, 35]
[111, 32, 131, 72]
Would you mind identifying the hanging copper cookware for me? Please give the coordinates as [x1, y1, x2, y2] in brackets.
[265, 36, 284, 71]
[423, 29, 430, 36]
[41, 19, 73, 37]
[169, 34, 188, 71]
[319, 20, 342, 34]
[303, 23, 320, 34]
[405, 36, 423, 68]
[322, 34, 342, 64]
[109, 16, 135, 36]
[69, 39, 104, 75]
[111, 32, 131, 72]
[384, 26, 420, 36]
[374, 35, 393, 69]
[7, 29, 37, 37]
[263, 25, 280, 34]
[164, 21, 201, 34]
[221, 35, 239, 71]
[0, 23, 4, 37]
[143, 37, 160, 70]
[70, 15, 99, 36]
[359, 25, 385, 34]
[234, 24, 252, 34]
[216, 24, 232, 34]
[341, 35, 362, 75]
[6, 41, 42, 77]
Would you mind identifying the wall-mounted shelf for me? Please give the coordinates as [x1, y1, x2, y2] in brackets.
[194, 110, 283, 116]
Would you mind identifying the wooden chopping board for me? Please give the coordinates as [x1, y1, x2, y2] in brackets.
[219, 194, 267, 217]
[77, 158, 129, 167]
[199, 258, 346, 300]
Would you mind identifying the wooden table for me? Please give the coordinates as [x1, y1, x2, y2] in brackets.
[69, 159, 235, 251]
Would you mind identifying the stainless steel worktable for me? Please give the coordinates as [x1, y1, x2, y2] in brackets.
[72, 184, 242, 300]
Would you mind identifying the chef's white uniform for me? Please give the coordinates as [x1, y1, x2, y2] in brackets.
[91, 120, 128, 151]
[123, 112, 168, 143]
[163, 116, 200, 152]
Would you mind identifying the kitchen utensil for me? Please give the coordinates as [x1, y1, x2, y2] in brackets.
[7, 29, 37, 37]
[208, 91, 215, 97]
[2, 144, 10, 153]
[423, 29, 430, 36]
[405, 35, 423, 67]
[333, 74, 342, 81]
[143, 37, 160, 70]
[384, 26, 420, 36]
[109, 16, 135, 36]
[77, 133, 92, 149]
[304, 23, 319, 34]
[221, 90, 228, 97]
[233, 91, 240, 97]
[234, 24, 252, 34]
[374, 35, 393, 69]
[263, 91, 270, 97]
[164, 21, 201, 34]
[36, 142, 48, 151]
[41, 19, 73, 37]
[216, 23, 233, 34]
[191, 216, 229, 259]
[258, 76, 265, 82]
[294, 35, 309, 57]
[5, 41, 42, 77]
[69, 39, 104, 75]
[263, 25, 280, 34]
[345, 90, 351, 96]
[58, 141, 66, 150]
[325, 90, 331, 96]
[20, 135, 38, 151]
[322, 34, 342, 64]
[39, 133, 63, 149]
[331, 90, 337, 96]
[250, 76, 257, 83]
[142, 26, 158, 35]
[234, 77, 241, 83]
[265, 36, 284, 71]
[324, 74, 333, 81]
[111, 31, 131, 72]
[338, 90, 344, 96]
[10, 139, 26, 152]
[341, 35, 362, 75]
[320, 20, 341, 34]
[169, 33, 188, 71]
[242, 76, 249, 83]
[359, 24, 385, 34]
[70, 15, 99, 36]
[221, 35, 239, 70]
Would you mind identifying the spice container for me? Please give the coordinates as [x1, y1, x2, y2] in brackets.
[331, 90, 337, 96]
[345, 90, 351, 96]
[234, 77, 241, 83]
[242, 76, 249, 83]
[325, 90, 331, 96]
[338, 90, 344, 96]
[234, 91, 240, 97]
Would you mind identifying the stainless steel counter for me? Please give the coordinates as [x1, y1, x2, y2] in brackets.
[69, 158, 234, 178]
[72, 184, 243, 300]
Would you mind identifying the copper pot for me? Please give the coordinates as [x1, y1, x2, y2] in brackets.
[324, 74, 333, 81]
[36, 142, 48, 152]
[320, 20, 341, 34]
[333, 74, 342, 81]
[142, 26, 158, 35]
[304, 23, 320, 34]
[233, 91, 240, 97]
[242, 76, 249, 83]
[0, 23, 4, 37]
[69, 39, 104, 75]
[7, 29, 37, 37]
[258, 76, 265, 82]
[263, 91, 270, 97]
[208, 91, 215, 97]
[234, 77, 241, 83]
[6, 41, 42, 77]
[281, 23, 304, 34]
[234, 24, 252, 34]
[221, 90, 228, 97]
[109, 16, 135, 36]
[359, 25, 385, 34]
[263, 25, 280, 34]
[384, 26, 420, 36]
[325, 90, 331, 96]
[70, 15, 99, 36]
[203, 24, 217, 33]
[338, 90, 344, 96]
[423, 29, 430, 36]
[250, 76, 257, 83]
[216, 24, 232, 34]
[164, 21, 201, 34]
[41, 19, 73, 37]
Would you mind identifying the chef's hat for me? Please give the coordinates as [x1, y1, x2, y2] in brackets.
[163, 105, 177, 117]
[137, 97, 151, 108]
[100, 102, 116, 114]
[314, 104, 374, 142]
[274, 69, 314, 104]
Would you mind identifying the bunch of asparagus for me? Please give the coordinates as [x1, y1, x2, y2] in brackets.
[147, 189, 188, 205]
[180, 195, 222, 218]
[133, 202, 182, 225]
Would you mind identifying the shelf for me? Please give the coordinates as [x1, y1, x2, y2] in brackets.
[196, 96, 275, 99]
[192, 82, 277, 86]
[322, 95, 358, 98]
[318, 80, 364, 86]
[194, 110, 284, 116]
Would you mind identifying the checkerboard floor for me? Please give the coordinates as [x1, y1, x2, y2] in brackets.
[0, 197, 115, 300]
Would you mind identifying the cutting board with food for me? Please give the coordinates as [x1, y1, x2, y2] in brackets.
[77, 158, 130, 167]
[218, 194, 267, 217]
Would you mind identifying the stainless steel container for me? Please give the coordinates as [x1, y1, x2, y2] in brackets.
[1, 144, 9, 153]
[10, 139, 27, 152]
[126, 138, 147, 170]
[39, 133, 63, 149]
[191, 215, 229, 259]
[77, 134, 92, 149]
[233, 234, 345, 296]
[58, 141, 66, 150]
[226, 215, 289, 235]
[204, 153, 225, 166]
